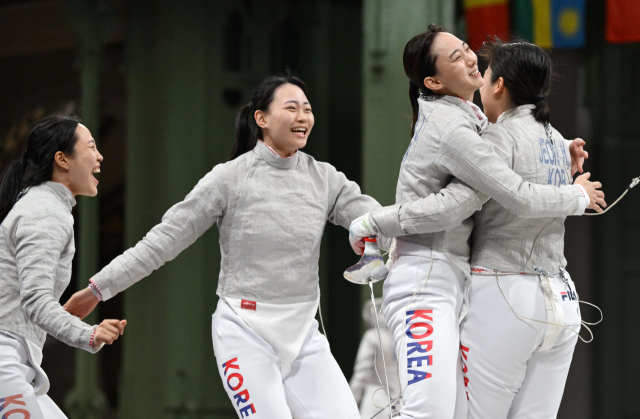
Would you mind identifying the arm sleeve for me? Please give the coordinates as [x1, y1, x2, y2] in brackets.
[326, 166, 381, 230]
[15, 215, 98, 353]
[92, 165, 229, 300]
[370, 178, 489, 238]
[435, 125, 584, 218]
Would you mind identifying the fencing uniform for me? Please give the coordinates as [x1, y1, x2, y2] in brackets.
[460, 105, 583, 419]
[370, 96, 588, 419]
[91, 140, 380, 418]
[0, 182, 101, 419]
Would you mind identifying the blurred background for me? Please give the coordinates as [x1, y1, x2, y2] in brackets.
[0, 0, 638, 418]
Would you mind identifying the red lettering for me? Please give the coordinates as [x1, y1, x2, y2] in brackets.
[227, 373, 244, 391]
[406, 310, 433, 323]
[233, 389, 250, 406]
[407, 322, 433, 339]
[3, 409, 30, 419]
[1, 395, 27, 410]
[406, 340, 433, 356]
[223, 358, 240, 376]
[239, 403, 256, 417]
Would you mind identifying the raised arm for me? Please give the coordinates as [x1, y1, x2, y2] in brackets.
[326, 165, 381, 229]
[436, 125, 602, 218]
[15, 213, 101, 353]
[90, 164, 229, 301]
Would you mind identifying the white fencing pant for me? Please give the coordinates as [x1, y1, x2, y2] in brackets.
[211, 299, 360, 419]
[382, 247, 468, 419]
[0, 334, 67, 419]
[460, 271, 581, 419]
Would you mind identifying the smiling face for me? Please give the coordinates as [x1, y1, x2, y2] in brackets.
[255, 83, 314, 157]
[65, 124, 103, 197]
[425, 32, 484, 101]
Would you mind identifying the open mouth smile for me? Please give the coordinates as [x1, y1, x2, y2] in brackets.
[291, 127, 308, 138]
[92, 166, 100, 184]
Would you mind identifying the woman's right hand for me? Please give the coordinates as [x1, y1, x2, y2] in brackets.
[92, 319, 127, 348]
[574, 172, 606, 213]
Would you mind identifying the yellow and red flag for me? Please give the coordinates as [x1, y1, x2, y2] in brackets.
[606, 0, 640, 43]
[464, 0, 510, 50]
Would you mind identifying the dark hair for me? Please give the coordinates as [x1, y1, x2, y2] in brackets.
[0, 115, 80, 223]
[479, 38, 552, 124]
[403, 24, 446, 137]
[230, 73, 308, 160]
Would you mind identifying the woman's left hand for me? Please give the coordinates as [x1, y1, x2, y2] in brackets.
[569, 138, 589, 176]
[63, 287, 100, 320]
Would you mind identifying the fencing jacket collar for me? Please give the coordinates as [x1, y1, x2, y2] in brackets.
[434, 94, 488, 133]
[254, 139, 299, 170]
[42, 181, 76, 210]
[497, 104, 536, 124]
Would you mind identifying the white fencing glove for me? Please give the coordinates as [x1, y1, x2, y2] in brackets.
[349, 213, 377, 255]
[350, 213, 392, 255]
[377, 234, 392, 253]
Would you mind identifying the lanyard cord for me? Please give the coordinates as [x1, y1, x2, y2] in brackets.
[494, 269, 603, 345]
[367, 281, 393, 419]
[584, 177, 639, 216]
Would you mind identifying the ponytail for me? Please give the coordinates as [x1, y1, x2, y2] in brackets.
[532, 99, 550, 125]
[0, 160, 27, 223]
[0, 115, 80, 224]
[230, 102, 259, 161]
[403, 24, 446, 138]
[229, 73, 308, 161]
[409, 81, 421, 137]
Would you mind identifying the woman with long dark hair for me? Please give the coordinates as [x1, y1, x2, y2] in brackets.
[348, 26, 605, 418]
[0, 115, 126, 419]
[459, 39, 588, 419]
[63, 74, 389, 418]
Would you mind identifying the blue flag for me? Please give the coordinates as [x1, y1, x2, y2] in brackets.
[552, 0, 586, 48]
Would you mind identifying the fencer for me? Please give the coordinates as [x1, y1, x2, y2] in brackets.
[65, 75, 378, 418]
[348, 25, 605, 419]
[459, 38, 596, 419]
[0, 116, 126, 419]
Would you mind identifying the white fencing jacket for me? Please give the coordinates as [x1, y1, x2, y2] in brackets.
[0, 182, 98, 353]
[472, 105, 579, 273]
[92, 140, 381, 305]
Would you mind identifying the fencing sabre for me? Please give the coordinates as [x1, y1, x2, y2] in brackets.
[344, 237, 397, 418]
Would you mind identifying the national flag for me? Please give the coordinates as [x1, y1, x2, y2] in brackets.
[514, 0, 586, 49]
[464, 0, 510, 50]
[606, 0, 640, 44]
